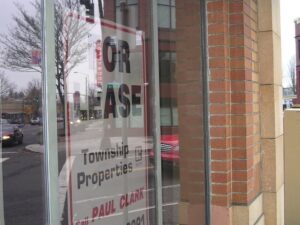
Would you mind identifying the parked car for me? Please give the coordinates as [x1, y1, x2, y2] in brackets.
[30, 117, 40, 125]
[0, 119, 9, 124]
[149, 134, 179, 165]
[10, 118, 23, 124]
[0, 124, 23, 146]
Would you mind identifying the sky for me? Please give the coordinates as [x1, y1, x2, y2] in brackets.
[0, 0, 299, 90]
[280, 0, 300, 87]
[0, 0, 102, 92]
[0, 0, 40, 91]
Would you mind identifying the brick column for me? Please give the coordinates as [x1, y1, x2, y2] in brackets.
[230, 1, 264, 224]
[208, 1, 264, 224]
[207, 1, 232, 224]
[229, 0, 261, 205]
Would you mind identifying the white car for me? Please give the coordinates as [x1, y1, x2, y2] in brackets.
[30, 117, 40, 125]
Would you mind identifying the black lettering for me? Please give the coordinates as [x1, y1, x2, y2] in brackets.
[86, 174, 91, 187]
[128, 163, 133, 172]
[105, 169, 110, 180]
[82, 149, 89, 165]
[95, 151, 102, 161]
[89, 152, 95, 163]
[110, 167, 115, 178]
[111, 148, 116, 158]
[77, 172, 85, 189]
[132, 85, 141, 116]
[119, 84, 130, 118]
[103, 36, 117, 72]
[123, 164, 128, 174]
[104, 86, 117, 118]
[118, 40, 131, 73]
[99, 171, 105, 186]
[92, 173, 98, 184]
[116, 164, 121, 176]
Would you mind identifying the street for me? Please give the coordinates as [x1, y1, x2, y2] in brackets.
[1, 124, 45, 225]
[0, 123, 180, 225]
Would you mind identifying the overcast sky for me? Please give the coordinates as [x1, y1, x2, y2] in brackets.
[280, 0, 300, 87]
[0, 0, 40, 91]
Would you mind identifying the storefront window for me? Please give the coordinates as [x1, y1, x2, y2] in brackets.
[0, 1, 45, 224]
[54, 0, 158, 224]
[0, 1, 207, 225]
[158, 1, 206, 225]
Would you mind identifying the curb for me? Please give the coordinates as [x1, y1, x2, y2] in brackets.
[25, 144, 44, 153]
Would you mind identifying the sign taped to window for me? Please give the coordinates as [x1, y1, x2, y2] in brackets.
[64, 14, 149, 225]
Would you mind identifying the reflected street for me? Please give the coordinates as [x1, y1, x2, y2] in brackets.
[2, 124, 43, 225]
[1, 122, 180, 225]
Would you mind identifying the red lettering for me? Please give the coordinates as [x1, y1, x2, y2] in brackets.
[92, 207, 98, 222]
[120, 195, 125, 209]
[119, 187, 145, 209]
[91, 200, 116, 221]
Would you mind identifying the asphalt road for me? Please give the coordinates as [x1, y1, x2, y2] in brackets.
[1, 124, 44, 225]
[0, 124, 180, 225]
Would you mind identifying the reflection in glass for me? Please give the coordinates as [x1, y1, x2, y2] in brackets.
[0, 0, 44, 224]
[158, 0, 206, 225]
[55, 1, 157, 225]
[158, 0, 176, 29]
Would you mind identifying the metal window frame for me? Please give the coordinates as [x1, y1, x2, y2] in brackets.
[42, 0, 60, 225]
[150, 0, 163, 224]
[200, 0, 211, 224]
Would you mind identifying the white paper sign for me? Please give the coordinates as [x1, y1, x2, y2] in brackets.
[65, 16, 149, 225]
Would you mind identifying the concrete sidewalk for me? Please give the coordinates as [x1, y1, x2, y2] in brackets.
[25, 144, 44, 153]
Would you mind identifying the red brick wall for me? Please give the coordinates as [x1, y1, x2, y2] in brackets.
[208, 0, 261, 207]
[208, 0, 232, 208]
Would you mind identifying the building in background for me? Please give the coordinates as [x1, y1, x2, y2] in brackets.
[294, 18, 300, 105]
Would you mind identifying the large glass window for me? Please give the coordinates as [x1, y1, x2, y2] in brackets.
[0, 1, 45, 224]
[160, 98, 178, 126]
[116, 0, 139, 28]
[158, 0, 176, 29]
[159, 52, 176, 83]
[54, 0, 158, 225]
[0, 1, 207, 225]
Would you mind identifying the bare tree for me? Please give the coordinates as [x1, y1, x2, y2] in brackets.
[24, 79, 42, 116]
[0, 71, 17, 98]
[287, 56, 297, 95]
[24, 79, 42, 98]
[0, 0, 88, 106]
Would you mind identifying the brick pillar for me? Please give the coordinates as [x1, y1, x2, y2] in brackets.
[229, 0, 261, 205]
[207, 1, 232, 224]
[208, 1, 264, 224]
[230, 1, 264, 224]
